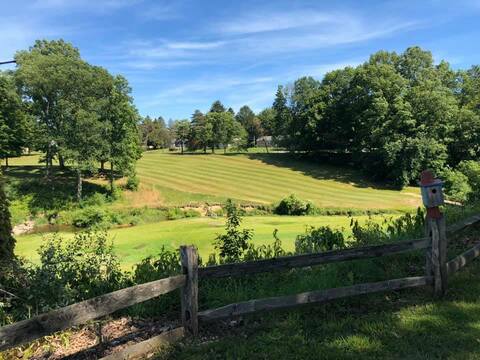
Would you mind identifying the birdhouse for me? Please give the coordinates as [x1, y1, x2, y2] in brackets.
[419, 170, 444, 208]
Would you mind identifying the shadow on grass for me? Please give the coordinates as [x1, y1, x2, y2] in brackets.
[4, 165, 108, 214]
[246, 153, 400, 191]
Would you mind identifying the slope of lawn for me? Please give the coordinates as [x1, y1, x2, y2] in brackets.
[5, 150, 421, 212]
[136, 150, 420, 210]
[15, 214, 390, 269]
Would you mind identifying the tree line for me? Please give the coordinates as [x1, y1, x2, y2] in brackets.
[0, 40, 141, 200]
[140, 100, 275, 154]
[270, 47, 480, 187]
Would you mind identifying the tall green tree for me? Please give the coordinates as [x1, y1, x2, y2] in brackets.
[15, 40, 87, 174]
[0, 72, 31, 167]
[235, 105, 262, 146]
[103, 75, 142, 192]
[174, 119, 191, 154]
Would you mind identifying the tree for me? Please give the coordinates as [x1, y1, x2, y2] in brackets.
[15, 40, 87, 174]
[205, 111, 239, 153]
[209, 100, 226, 113]
[235, 105, 262, 147]
[257, 107, 275, 136]
[0, 172, 15, 261]
[0, 72, 31, 167]
[174, 119, 191, 154]
[189, 110, 212, 153]
[140, 116, 171, 150]
[272, 85, 292, 145]
[103, 75, 142, 192]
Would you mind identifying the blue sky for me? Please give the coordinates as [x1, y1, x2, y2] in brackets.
[2, 0, 480, 120]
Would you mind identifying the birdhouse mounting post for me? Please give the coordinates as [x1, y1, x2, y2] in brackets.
[420, 170, 447, 296]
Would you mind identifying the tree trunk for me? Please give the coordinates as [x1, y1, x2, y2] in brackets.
[76, 169, 82, 202]
[264, 140, 269, 154]
[203, 145, 207, 154]
[5, 157, 8, 168]
[100, 160, 105, 172]
[110, 162, 114, 193]
[59, 155, 65, 169]
[181, 142, 184, 154]
[224, 145, 227, 154]
[211, 145, 215, 154]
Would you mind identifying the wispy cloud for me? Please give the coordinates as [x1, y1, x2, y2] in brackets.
[217, 10, 343, 34]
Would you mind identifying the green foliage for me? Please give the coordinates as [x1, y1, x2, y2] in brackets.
[214, 199, 253, 262]
[0, 173, 15, 261]
[295, 226, 345, 254]
[442, 168, 472, 203]
[274, 194, 318, 215]
[457, 160, 480, 201]
[140, 116, 172, 149]
[125, 175, 140, 191]
[31, 231, 123, 312]
[71, 206, 110, 228]
[270, 46, 480, 186]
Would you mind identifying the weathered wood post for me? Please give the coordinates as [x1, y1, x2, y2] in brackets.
[180, 245, 199, 337]
[420, 170, 447, 296]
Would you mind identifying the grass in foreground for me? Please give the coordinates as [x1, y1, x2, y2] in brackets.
[160, 246, 480, 359]
[15, 214, 389, 269]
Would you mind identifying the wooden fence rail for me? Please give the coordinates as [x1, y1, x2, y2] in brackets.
[0, 275, 186, 351]
[199, 237, 430, 279]
[1, 212, 480, 356]
[199, 276, 432, 322]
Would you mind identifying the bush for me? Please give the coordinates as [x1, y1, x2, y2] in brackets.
[31, 231, 124, 313]
[214, 199, 253, 262]
[457, 160, 480, 201]
[295, 226, 345, 254]
[72, 206, 110, 228]
[442, 168, 472, 203]
[274, 194, 318, 215]
[125, 175, 140, 191]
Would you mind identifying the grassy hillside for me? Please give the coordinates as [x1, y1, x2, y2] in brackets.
[136, 151, 420, 209]
[15, 214, 390, 269]
[5, 151, 421, 211]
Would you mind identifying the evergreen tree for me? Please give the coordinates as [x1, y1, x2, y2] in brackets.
[209, 100, 226, 113]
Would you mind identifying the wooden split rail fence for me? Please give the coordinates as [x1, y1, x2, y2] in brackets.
[1, 213, 480, 358]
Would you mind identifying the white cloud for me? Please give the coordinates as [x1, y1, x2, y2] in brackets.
[217, 10, 343, 34]
[167, 41, 226, 50]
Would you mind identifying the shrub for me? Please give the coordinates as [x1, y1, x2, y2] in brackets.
[125, 175, 140, 191]
[214, 199, 253, 262]
[442, 168, 472, 203]
[31, 231, 124, 313]
[274, 194, 317, 215]
[295, 226, 345, 254]
[457, 160, 480, 201]
[72, 206, 110, 228]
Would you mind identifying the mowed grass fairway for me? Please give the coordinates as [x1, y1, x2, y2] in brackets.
[136, 151, 420, 210]
[15, 214, 389, 269]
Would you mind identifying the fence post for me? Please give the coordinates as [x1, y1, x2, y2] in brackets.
[180, 245, 199, 337]
[426, 216, 447, 296]
[420, 170, 447, 296]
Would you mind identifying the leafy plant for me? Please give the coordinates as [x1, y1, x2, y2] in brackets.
[295, 226, 346, 254]
[214, 199, 253, 262]
[274, 194, 318, 215]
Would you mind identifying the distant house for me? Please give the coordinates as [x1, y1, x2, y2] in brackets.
[257, 136, 273, 147]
